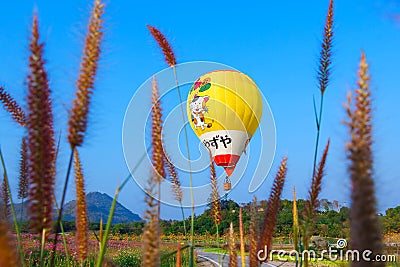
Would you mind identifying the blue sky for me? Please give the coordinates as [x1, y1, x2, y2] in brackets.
[0, 0, 399, 219]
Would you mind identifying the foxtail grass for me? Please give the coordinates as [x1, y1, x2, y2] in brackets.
[209, 151, 222, 264]
[68, 0, 104, 148]
[17, 137, 28, 221]
[151, 76, 165, 183]
[147, 25, 176, 67]
[140, 75, 166, 267]
[26, 14, 56, 241]
[293, 187, 299, 252]
[151, 76, 165, 229]
[148, 24, 196, 267]
[239, 207, 245, 267]
[344, 52, 384, 267]
[141, 174, 160, 267]
[164, 152, 187, 236]
[303, 140, 330, 267]
[229, 222, 238, 267]
[1, 174, 10, 218]
[257, 156, 288, 261]
[249, 196, 258, 267]
[0, 86, 26, 126]
[209, 152, 221, 227]
[303, 2, 334, 266]
[305, 140, 330, 220]
[312, 0, 334, 178]
[73, 149, 88, 263]
[52, 1, 105, 263]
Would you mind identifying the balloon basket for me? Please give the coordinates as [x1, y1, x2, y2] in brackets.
[223, 176, 232, 191]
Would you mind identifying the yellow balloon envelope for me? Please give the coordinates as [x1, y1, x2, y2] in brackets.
[187, 70, 262, 177]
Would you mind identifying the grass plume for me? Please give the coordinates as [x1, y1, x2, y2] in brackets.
[53, 1, 105, 262]
[318, 0, 334, 95]
[17, 137, 29, 221]
[239, 207, 245, 267]
[303, 140, 330, 267]
[141, 175, 160, 267]
[257, 156, 288, 260]
[164, 152, 186, 236]
[151, 76, 165, 183]
[344, 52, 384, 267]
[141, 75, 166, 267]
[68, 0, 104, 148]
[293, 187, 299, 252]
[312, 0, 334, 182]
[17, 137, 28, 201]
[305, 140, 330, 221]
[147, 25, 196, 266]
[209, 151, 221, 227]
[74, 149, 88, 263]
[26, 14, 56, 236]
[249, 196, 258, 267]
[164, 153, 182, 204]
[229, 222, 238, 267]
[147, 25, 176, 67]
[209, 151, 222, 264]
[1, 175, 10, 219]
[0, 86, 26, 126]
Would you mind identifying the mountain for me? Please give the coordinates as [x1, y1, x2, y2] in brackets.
[13, 192, 142, 224]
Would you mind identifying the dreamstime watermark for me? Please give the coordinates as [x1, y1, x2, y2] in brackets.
[122, 61, 277, 207]
[257, 239, 397, 263]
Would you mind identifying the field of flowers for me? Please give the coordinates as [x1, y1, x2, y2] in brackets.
[18, 232, 189, 267]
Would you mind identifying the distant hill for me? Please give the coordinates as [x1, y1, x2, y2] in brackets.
[13, 192, 142, 224]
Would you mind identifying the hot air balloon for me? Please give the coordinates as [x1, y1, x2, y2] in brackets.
[187, 70, 262, 190]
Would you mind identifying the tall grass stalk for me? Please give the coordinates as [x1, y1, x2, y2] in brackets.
[74, 149, 89, 263]
[293, 186, 299, 252]
[239, 207, 245, 267]
[147, 25, 196, 267]
[26, 14, 56, 243]
[52, 1, 104, 263]
[141, 174, 160, 267]
[151, 76, 165, 230]
[249, 196, 258, 267]
[303, 2, 334, 266]
[1, 174, 10, 218]
[17, 137, 28, 222]
[0, 148, 24, 266]
[0, 86, 26, 126]
[293, 187, 300, 267]
[209, 150, 222, 265]
[257, 156, 288, 261]
[303, 140, 330, 267]
[164, 153, 187, 236]
[312, 0, 334, 179]
[345, 52, 384, 267]
[229, 222, 238, 267]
